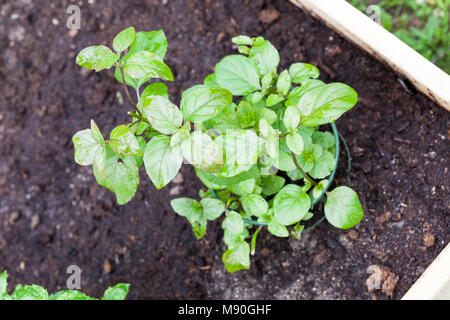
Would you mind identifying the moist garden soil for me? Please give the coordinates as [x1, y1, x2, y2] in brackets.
[0, 0, 448, 300]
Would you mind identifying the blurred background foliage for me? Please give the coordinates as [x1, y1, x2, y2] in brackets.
[348, 0, 450, 73]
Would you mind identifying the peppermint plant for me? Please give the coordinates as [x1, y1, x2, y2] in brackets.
[73, 29, 364, 272]
[0, 271, 129, 300]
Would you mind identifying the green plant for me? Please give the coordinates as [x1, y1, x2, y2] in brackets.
[73, 29, 364, 272]
[0, 271, 129, 300]
[349, 0, 450, 73]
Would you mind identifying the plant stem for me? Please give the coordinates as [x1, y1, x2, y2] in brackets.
[304, 215, 326, 233]
[225, 197, 239, 210]
[136, 85, 142, 109]
[128, 112, 150, 125]
[118, 65, 137, 110]
[291, 151, 317, 186]
[250, 227, 262, 255]
[128, 119, 141, 129]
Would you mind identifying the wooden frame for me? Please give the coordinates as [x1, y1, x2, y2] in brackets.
[402, 243, 450, 300]
[289, 0, 450, 111]
[289, 0, 450, 299]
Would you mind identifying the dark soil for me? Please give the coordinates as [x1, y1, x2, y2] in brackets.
[0, 0, 448, 300]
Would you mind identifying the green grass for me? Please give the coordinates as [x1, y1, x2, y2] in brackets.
[348, 0, 450, 73]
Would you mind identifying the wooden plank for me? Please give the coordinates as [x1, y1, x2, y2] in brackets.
[289, 0, 450, 111]
[402, 242, 450, 300]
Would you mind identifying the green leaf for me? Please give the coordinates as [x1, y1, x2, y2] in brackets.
[241, 194, 268, 217]
[261, 72, 274, 89]
[141, 82, 169, 99]
[0, 271, 7, 296]
[297, 125, 316, 138]
[249, 39, 280, 75]
[286, 132, 304, 155]
[312, 131, 335, 150]
[204, 102, 240, 132]
[204, 73, 220, 87]
[170, 125, 191, 153]
[182, 131, 223, 173]
[273, 184, 311, 225]
[195, 165, 259, 187]
[76, 45, 119, 71]
[195, 170, 226, 190]
[260, 175, 285, 196]
[113, 26, 135, 53]
[272, 139, 298, 172]
[259, 118, 279, 159]
[277, 70, 291, 96]
[285, 79, 326, 107]
[180, 85, 232, 123]
[250, 91, 265, 104]
[114, 30, 168, 88]
[222, 211, 244, 234]
[191, 218, 207, 239]
[142, 95, 182, 135]
[222, 242, 250, 272]
[93, 146, 140, 205]
[201, 198, 225, 220]
[11, 285, 48, 300]
[220, 129, 261, 167]
[230, 178, 256, 196]
[261, 108, 277, 124]
[253, 36, 265, 46]
[223, 229, 247, 249]
[286, 168, 304, 181]
[170, 197, 215, 239]
[73, 119, 106, 167]
[297, 143, 323, 173]
[266, 94, 284, 107]
[283, 105, 301, 132]
[303, 211, 314, 221]
[325, 186, 363, 229]
[231, 35, 253, 45]
[291, 223, 305, 240]
[298, 83, 358, 126]
[236, 100, 256, 128]
[171, 198, 201, 219]
[115, 68, 147, 90]
[191, 220, 207, 239]
[309, 150, 335, 179]
[128, 30, 168, 60]
[102, 283, 130, 300]
[123, 50, 173, 81]
[312, 179, 329, 199]
[268, 219, 289, 237]
[144, 135, 182, 189]
[289, 63, 320, 84]
[133, 136, 146, 168]
[215, 55, 261, 96]
[49, 290, 96, 300]
[238, 46, 250, 55]
[109, 125, 142, 156]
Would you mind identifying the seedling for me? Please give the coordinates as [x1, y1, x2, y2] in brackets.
[0, 270, 129, 300]
[73, 28, 364, 272]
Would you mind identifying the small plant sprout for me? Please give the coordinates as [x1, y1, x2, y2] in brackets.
[73, 29, 364, 272]
[0, 270, 129, 300]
